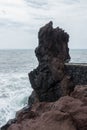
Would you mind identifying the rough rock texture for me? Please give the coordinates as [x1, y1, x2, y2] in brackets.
[29, 21, 74, 102]
[35, 21, 70, 63]
[65, 64, 87, 85]
[71, 85, 87, 105]
[4, 86, 87, 130]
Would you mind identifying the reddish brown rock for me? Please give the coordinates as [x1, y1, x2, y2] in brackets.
[60, 75, 74, 96]
[49, 58, 65, 81]
[71, 85, 87, 105]
[5, 86, 87, 130]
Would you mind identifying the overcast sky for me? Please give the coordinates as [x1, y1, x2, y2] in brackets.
[0, 0, 87, 49]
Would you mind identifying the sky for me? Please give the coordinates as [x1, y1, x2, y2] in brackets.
[0, 0, 87, 49]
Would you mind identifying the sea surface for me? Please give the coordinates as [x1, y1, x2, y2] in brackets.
[0, 49, 87, 127]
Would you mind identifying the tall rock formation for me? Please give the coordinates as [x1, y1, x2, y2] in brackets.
[29, 21, 73, 102]
[35, 21, 70, 63]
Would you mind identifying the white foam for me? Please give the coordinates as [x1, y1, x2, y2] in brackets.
[0, 72, 32, 127]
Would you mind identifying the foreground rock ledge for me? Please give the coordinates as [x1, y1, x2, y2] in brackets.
[2, 86, 87, 130]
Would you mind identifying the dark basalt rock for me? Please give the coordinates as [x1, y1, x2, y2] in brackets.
[1, 119, 17, 130]
[29, 21, 74, 102]
[35, 21, 70, 63]
[28, 91, 39, 106]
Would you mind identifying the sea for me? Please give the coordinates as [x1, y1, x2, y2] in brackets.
[0, 49, 87, 127]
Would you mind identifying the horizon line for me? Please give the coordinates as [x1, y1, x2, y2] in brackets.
[0, 48, 87, 50]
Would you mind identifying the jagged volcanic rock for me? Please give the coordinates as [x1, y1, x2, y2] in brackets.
[29, 21, 73, 102]
[35, 21, 70, 63]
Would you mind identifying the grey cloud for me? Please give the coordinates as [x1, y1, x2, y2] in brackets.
[0, 0, 87, 49]
[0, 18, 35, 33]
[62, 0, 80, 5]
[24, 0, 48, 9]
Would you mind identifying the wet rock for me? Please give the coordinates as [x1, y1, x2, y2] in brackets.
[1, 119, 17, 130]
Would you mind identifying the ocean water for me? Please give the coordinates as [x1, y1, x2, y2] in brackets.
[0, 49, 87, 127]
[70, 49, 87, 63]
[0, 49, 38, 127]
